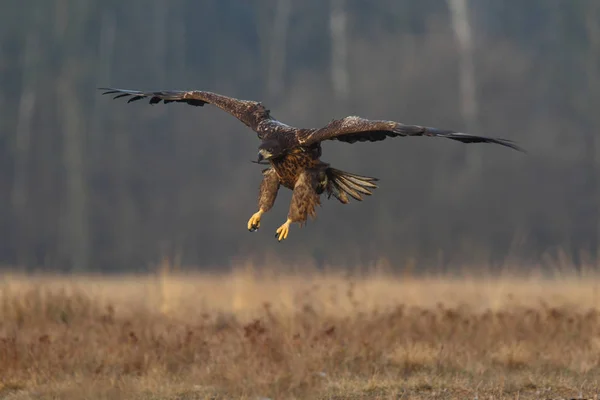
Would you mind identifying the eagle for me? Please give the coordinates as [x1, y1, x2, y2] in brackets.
[99, 88, 524, 241]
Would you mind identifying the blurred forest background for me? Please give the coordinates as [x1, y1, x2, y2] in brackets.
[1, 0, 599, 272]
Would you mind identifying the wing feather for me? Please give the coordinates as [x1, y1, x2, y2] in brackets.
[300, 116, 525, 152]
[99, 87, 270, 130]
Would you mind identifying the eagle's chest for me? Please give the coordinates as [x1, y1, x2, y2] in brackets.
[271, 151, 317, 189]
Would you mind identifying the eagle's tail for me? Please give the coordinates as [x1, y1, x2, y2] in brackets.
[325, 168, 379, 204]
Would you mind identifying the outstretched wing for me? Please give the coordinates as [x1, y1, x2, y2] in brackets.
[299, 116, 525, 152]
[99, 88, 270, 131]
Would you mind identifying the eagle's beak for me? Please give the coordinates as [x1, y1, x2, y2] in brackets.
[257, 149, 272, 163]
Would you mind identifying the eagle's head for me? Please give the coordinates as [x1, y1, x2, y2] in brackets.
[257, 140, 283, 162]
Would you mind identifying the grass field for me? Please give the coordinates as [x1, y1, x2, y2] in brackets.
[1, 263, 600, 399]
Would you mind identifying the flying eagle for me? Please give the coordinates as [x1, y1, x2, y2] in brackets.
[99, 88, 524, 241]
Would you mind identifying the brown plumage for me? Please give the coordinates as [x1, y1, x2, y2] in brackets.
[100, 87, 525, 241]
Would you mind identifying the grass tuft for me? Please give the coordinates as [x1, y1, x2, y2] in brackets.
[1, 268, 600, 399]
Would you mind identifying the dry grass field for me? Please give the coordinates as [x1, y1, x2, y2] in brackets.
[1, 262, 600, 399]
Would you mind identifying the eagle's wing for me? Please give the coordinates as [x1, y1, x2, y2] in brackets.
[299, 116, 525, 152]
[99, 88, 270, 131]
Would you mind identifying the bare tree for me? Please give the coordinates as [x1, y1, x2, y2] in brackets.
[56, 1, 91, 271]
[11, 23, 39, 267]
[152, 0, 168, 86]
[266, 0, 292, 100]
[447, 0, 481, 172]
[58, 71, 90, 272]
[90, 10, 124, 266]
[583, 1, 600, 260]
[330, 0, 350, 106]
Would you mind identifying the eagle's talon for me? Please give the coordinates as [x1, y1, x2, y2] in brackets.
[275, 219, 292, 241]
[247, 210, 264, 232]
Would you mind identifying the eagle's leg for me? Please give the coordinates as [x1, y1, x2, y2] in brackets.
[248, 168, 280, 232]
[276, 170, 320, 241]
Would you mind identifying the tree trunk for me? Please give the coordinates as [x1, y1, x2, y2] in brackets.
[584, 2, 600, 262]
[266, 0, 292, 100]
[447, 0, 481, 173]
[90, 10, 122, 268]
[12, 27, 39, 268]
[58, 66, 90, 272]
[55, 0, 90, 272]
[330, 0, 350, 109]
[152, 0, 168, 86]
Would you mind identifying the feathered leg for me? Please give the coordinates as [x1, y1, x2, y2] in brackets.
[276, 171, 320, 241]
[248, 168, 280, 232]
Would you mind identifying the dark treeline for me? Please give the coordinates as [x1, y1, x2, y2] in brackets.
[1, 0, 599, 272]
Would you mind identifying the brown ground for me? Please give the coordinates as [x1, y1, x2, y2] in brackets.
[1, 263, 600, 399]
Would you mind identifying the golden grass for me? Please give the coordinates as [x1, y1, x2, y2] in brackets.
[1, 264, 600, 399]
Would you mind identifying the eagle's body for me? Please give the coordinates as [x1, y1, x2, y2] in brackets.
[100, 88, 524, 241]
[255, 119, 321, 189]
[271, 147, 323, 189]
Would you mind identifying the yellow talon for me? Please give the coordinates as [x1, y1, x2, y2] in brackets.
[275, 219, 292, 241]
[247, 210, 264, 232]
